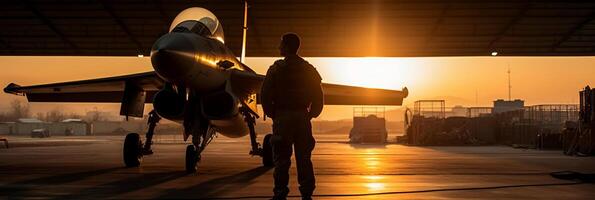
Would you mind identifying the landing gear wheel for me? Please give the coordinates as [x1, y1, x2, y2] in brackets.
[123, 133, 142, 167]
[186, 145, 200, 173]
[262, 134, 274, 167]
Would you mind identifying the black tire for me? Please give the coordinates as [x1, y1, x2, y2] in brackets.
[262, 134, 274, 167]
[123, 133, 142, 167]
[186, 145, 199, 173]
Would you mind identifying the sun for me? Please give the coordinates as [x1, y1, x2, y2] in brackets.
[317, 57, 424, 90]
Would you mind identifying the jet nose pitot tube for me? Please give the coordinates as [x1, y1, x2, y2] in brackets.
[151, 33, 196, 83]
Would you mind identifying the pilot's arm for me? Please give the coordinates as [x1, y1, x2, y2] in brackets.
[260, 63, 278, 119]
[308, 68, 324, 118]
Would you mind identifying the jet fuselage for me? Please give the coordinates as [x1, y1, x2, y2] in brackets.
[151, 32, 251, 92]
[149, 18, 256, 138]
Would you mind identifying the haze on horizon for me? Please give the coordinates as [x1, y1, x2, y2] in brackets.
[0, 56, 593, 121]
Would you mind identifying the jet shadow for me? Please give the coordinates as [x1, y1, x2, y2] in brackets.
[53, 170, 188, 200]
[157, 166, 272, 199]
[0, 167, 121, 198]
[54, 171, 188, 199]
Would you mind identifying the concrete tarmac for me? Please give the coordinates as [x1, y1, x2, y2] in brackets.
[0, 135, 594, 199]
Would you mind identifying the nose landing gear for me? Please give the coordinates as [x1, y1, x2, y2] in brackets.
[241, 107, 274, 167]
[185, 144, 200, 173]
[183, 103, 216, 173]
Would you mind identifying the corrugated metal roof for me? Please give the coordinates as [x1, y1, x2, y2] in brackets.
[1, 1, 595, 57]
[61, 119, 84, 123]
[17, 118, 44, 123]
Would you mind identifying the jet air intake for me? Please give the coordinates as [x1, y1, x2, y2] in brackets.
[200, 86, 248, 138]
[200, 90, 239, 120]
[152, 87, 186, 120]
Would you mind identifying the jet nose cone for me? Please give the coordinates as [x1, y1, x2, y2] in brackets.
[151, 33, 196, 82]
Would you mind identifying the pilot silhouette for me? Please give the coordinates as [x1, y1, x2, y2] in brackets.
[261, 33, 324, 200]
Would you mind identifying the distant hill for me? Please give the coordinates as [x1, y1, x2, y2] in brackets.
[318, 126, 352, 135]
[416, 96, 476, 107]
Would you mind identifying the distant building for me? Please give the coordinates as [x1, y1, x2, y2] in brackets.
[450, 105, 468, 117]
[0, 122, 16, 135]
[492, 99, 524, 114]
[15, 118, 46, 135]
[1, 118, 91, 136]
[51, 119, 89, 136]
[91, 121, 146, 135]
[18, 118, 43, 123]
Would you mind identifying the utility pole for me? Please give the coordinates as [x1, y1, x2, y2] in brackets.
[475, 89, 478, 106]
[507, 65, 512, 101]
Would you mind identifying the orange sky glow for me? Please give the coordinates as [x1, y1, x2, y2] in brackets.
[0, 56, 593, 121]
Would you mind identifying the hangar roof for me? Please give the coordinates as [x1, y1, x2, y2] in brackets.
[1, 0, 595, 57]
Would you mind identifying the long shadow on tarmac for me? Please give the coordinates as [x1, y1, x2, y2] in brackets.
[0, 167, 188, 199]
[157, 166, 272, 199]
[55, 170, 188, 200]
[9, 167, 121, 185]
[0, 167, 121, 198]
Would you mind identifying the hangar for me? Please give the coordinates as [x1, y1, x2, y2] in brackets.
[1, 0, 595, 57]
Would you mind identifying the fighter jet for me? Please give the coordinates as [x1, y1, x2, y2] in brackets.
[3, 7, 408, 173]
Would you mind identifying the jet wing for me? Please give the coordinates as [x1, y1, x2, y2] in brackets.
[5, 70, 407, 106]
[318, 83, 408, 105]
[3, 72, 164, 103]
[230, 70, 408, 106]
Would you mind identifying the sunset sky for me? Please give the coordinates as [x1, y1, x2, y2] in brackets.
[0, 56, 593, 121]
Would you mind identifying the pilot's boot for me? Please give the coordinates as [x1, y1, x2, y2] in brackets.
[295, 124, 316, 200]
[272, 138, 292, 200]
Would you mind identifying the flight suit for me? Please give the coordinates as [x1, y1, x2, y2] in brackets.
[261, 55, 324, 199]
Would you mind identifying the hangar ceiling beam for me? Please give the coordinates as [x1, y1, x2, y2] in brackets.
[425, 3, 451, 46]
[22, 0, 80, 53]
[248, 6, 265, 55]
[0, 38, 13, 54]
[0, 38, 11, 49]
[324, 1, 332, 54]
[3, 1, 595, 57]
[487, 3, 532, 51]
[98, 0, 144, 54]
[151, 0, 172, 34]
[551, 12, 595, 52]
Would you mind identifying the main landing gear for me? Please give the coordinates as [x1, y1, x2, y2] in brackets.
[123, 132, 142, 167]
[241, 107, 274, 167]
[123, 110, 161, 167]
[122, 107, 275, 171]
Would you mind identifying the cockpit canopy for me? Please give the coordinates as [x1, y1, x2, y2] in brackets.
[169, 7, 224, 43]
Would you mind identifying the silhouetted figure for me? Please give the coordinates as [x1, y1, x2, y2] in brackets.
[261, 33, 324, 200]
